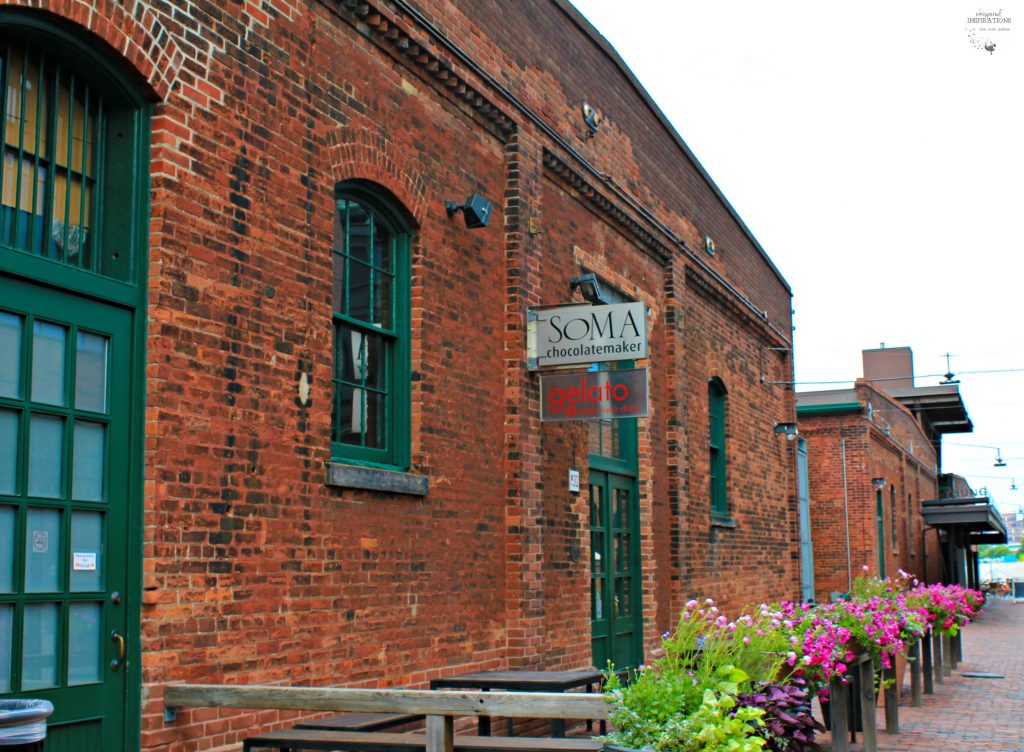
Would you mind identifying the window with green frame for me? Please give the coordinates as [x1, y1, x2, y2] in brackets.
[708, 377, 727, 517]
[331, 182, 410, 469]
[0, 25, 138, 281]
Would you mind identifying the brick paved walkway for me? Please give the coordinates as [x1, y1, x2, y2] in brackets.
[815, 596, 1024, 751]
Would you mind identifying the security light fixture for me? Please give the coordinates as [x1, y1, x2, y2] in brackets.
[569, 272, 608, 305]
[445, 194, 493, 229]
[871, 477, 886, 490]
[773, 422, 799, 440]
[581, 101, 603, 138]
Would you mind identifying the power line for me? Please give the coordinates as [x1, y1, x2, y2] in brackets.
[784, 366, 1024, 387]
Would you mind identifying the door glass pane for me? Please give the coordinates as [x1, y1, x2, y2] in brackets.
[28, 414, 64, 498]
[74, 332, 108, 413]
[615, 488, 628, 528]
[0, 312, 21, 398]
[0, 605, 12, 693]
[22, 602, 59, 690]
[25, 507, 61, 592]
[70, 510, 103, 592]
[590, 484, 602, 527]
[30, 321, 67, 406]
[0, 506, 14, 593]
[591, 531, 604, 574]
[72, 421, 105, 501]
[0, 409, 18, 496]
[592, 577, 604, 620]
[68, 602, 102, 685]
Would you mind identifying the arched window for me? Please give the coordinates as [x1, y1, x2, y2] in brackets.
[0, 20, 145, 282]
[708, 377, 727, 517]
[331, 181, 410, 468]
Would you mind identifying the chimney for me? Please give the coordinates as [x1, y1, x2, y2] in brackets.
[862, 346, 914, 389]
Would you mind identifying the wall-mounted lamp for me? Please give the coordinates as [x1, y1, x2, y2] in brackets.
[569, 272, 608, 305]
[581, 101, 603, 139]
[445, 194, 493, 229]
[871, 477, 886, 491]
[773, 422, 799, 440]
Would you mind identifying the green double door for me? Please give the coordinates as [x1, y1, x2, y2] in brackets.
[589, 463, 642, 670]
[0, 276, 131, 750]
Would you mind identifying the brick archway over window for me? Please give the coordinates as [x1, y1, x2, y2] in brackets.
[0, 0, 184, 100]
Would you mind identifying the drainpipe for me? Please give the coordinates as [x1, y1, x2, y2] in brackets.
[842, 438, 852, 591]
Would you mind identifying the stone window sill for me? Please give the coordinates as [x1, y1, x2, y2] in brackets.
[710, 513, 737, 529]
[326, 462, 429, 496]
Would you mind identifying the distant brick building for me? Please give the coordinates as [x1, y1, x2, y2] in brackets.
[0, 1, 801, 749]
[796, 348, 974, 599]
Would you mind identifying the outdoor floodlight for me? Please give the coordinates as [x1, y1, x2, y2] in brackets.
[445, 194, 493, 229]
[581, 101, 603, 138]
[773, 422, 799, 440]
[569, 272, 608, 305]
[871, 477, 886, 490]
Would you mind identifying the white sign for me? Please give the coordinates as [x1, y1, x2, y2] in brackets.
[568, 469, 581, 493]
[527, 301, 647, 370]
[73, 552, 97, 571]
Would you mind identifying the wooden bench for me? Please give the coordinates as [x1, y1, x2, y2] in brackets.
[295, 712, 425, 732]
[242, 729, 604, 752]
[164, 683, 609, 752]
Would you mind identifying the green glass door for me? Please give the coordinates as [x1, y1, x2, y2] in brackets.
[589, 469, 641, 670]
[0, 275, 130, 751]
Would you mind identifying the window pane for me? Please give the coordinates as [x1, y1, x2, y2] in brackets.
[72, 421, 105, 501]
[334, 381, 356, 445]
[336, 325, 386, 390]
[28, 414, 64, 498]
[25, 507, 61, 592]
[21, 602, 59, 690]
[68, 602, 102, 685]
[0, 312, 22, 398]
[75, 331, 108, 413]
[332, 252, 345, 313]
[0, 409, 18, 496]
[0, 604, 12, 692]
[373, 221, 393, 272]
[31, 321, 67, 406]
[0, 506, 14, 593]
[346, 201, 371, 264]
[348, 260, 372, 323]
[374, 271, 392, 329]
[70, 510, 103, 592]
[364, 390, 386, 449]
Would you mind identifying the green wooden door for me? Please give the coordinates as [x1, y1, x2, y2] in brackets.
[589, 466, 642, 671]
[0, 276, 130, 751]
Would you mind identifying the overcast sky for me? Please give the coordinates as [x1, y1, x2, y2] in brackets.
[569, 1, 1024, 515]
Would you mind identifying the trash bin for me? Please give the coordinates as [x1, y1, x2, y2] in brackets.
[0, 699, 54, 751]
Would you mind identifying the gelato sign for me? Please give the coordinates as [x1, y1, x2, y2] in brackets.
[540, 368, 649, 422]
[527, 301, 647, 370]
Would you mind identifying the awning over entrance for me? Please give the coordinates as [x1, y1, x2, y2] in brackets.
[922, 496, 1008, 587]
[922, 496, 1008, 545]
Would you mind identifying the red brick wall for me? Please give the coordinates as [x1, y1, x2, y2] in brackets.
[0, 1, 798, 749]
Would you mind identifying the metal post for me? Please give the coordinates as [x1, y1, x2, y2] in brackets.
[883, 665, 899, 733]
[941, 634, 952, 676]
[922, 631, 934, 694]
[828, 675, 850, 752]
[859, 658, 878, 752]
[952, 632, 963, 666]
[933, 631, 944, 684]
[910, 641, 923, 707]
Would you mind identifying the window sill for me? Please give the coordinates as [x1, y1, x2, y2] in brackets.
[326, 462, 429, 496]
[710, 514, 737, 529]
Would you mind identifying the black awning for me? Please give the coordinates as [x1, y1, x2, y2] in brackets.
[922, 496, 1008, 544]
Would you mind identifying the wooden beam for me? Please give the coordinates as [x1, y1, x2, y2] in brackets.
[426, 715, 454, 752]
[163, 685, 609, 720]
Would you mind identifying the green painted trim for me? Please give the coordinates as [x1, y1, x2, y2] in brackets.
[796, 402, 863, 416]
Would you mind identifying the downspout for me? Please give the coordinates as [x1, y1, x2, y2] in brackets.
[842, 438, 852, 591]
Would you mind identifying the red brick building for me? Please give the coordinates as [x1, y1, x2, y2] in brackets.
[0, 1, 801, 749]
[796, 348, 974, 600]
